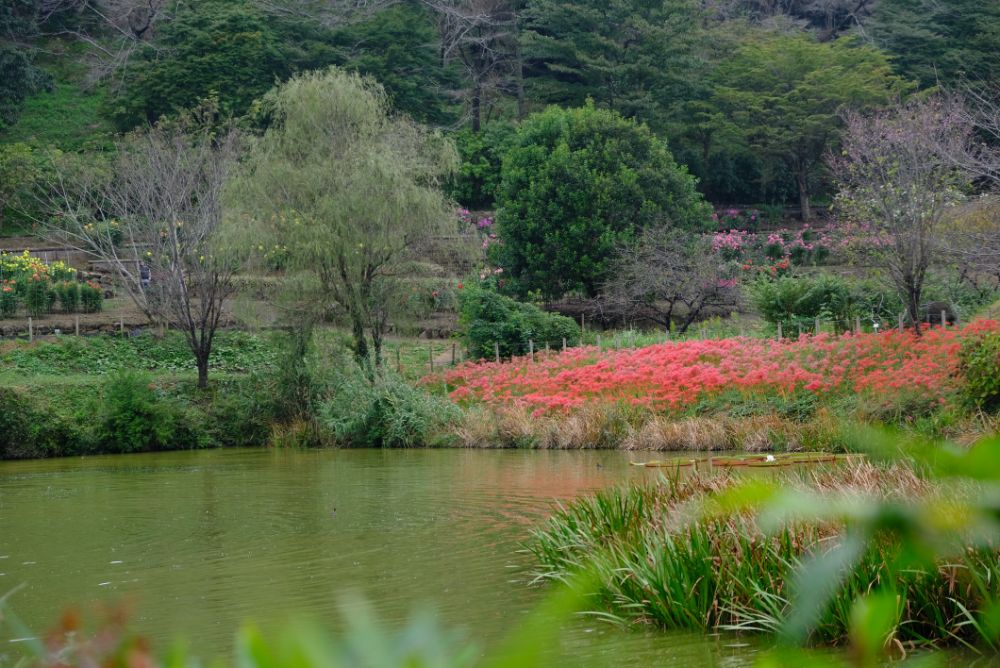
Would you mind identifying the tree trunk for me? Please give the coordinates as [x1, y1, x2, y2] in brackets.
[514, 38, 526, 120]
[196, 351, 210, 389]
[906, 289, 922, 336]
[352, 317, 369, 365]
[471, 83, 482, 133]
[372, 328, 384, 369]
[796, 168, 811, 222]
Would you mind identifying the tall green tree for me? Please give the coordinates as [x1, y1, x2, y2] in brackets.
[229, 68, 457, 366]
[521, 0, 702, 127]
[108, 0, 290, 129]
[0, 0, 51, 131]
[494, 103, 710, 299]
[327, 3, 459, 125]
[868, 0, 1000, 89]
[712, 33, 908, 220]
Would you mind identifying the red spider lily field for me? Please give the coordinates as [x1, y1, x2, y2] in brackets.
[438, 320, 1000, 450]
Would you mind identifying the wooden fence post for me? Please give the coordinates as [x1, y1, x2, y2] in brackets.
[941, 310, 947, 327]
[777, 321, 783, 341]
[75, 314, 80, 337]
[898, 313, 904, 332]
[854, 316, 861, 335]
[494, 341, 500, 363]
[814, 317, 821, 335]
[396, 346, 401, 373]
[562, 337, 567, 352]
[529, 339, 534, 363]
[428, 342, 434, 373]
[597, 334, 601, 350]
[28, 316, 33, 343]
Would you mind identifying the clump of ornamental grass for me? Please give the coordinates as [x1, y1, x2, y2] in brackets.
[451, 403, 833, 452]
[622, 416, 729, 451]
[526, 462, 1000, 648]
[725, 414, 807, 452]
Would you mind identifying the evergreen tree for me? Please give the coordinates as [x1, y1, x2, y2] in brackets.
[494, 103, 710, 299]
[869, 0, 1000, 88]
[328, 4, 459, 125]
[0, 0, 51, 131]
[107, 0, 289, 129]
[521, 0, 702, 127]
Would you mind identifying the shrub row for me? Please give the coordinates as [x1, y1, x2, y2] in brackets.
[458, 285, 579, 360]
[0, 373, 275, 460]
[1, 278, 103, 317]
[0, 339, 461, 459]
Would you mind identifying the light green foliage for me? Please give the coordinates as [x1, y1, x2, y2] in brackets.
[959, 331, 1000, 410]
[0, 142, 55, 232]
[92, 371, 201, 453]
[0, 331, 278, 377]
[521, 0, 702, 125]
[750, 274, 876, 332]
[712, 33, 909, 219]
[229, 67, 457, 365]
[494, 104, 711, 298]
[458, 285, 579, 360]
[320, 363, 461, 447]
[2, 80, 112, 152]
[869, 0, 1000, 88]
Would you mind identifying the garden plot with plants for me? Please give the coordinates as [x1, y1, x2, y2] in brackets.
[0, 251, 103, 318]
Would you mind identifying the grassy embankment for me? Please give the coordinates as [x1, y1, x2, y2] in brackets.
[0, 330, 458, 459]
[2, 316, 998, 459]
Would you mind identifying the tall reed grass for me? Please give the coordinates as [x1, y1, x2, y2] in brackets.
[527, 462, 1000, 648]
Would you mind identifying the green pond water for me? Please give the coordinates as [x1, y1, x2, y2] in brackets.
[0, 448, 763, 666]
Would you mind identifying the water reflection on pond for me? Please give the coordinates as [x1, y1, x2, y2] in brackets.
[0, 448, 762, 666]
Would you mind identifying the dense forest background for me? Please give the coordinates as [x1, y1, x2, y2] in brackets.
[2, 0, 998, 224]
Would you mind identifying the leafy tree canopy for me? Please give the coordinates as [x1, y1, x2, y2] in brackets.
[521, 0, 702, 127]
[712, 33, 910, 219]
[494, 103, 711, 299]
[228, 67, 458, 365]
[446, 121, 517, 209]
[868, 0, 1000, 88]
[326, 3, 460, 126]
[107, 0, 290, 129]
[0, 0, 52, 131]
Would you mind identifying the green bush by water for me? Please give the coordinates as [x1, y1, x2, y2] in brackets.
[321, 364, 461, 447]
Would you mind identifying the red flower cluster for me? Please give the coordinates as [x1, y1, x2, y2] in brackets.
[442, 321, 999, 415]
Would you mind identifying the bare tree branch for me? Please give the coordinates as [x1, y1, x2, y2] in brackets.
[40, 106, 242, 387]
[601, 227, 742, 333]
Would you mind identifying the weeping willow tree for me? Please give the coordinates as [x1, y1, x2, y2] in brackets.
[228, 68, 458, 367]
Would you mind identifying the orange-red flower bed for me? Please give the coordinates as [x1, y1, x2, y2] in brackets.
[443, 320, 999, 416]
